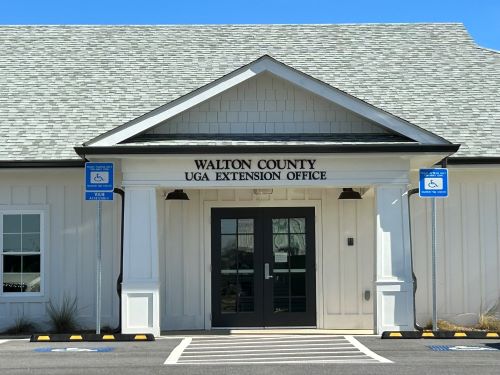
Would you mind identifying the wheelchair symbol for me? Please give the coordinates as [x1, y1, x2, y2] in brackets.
[427, 179, 438, 188]
[89, 171, 109, 184]
[93, 173, 104, 182]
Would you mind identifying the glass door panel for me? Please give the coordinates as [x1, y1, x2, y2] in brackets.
[264, 207, 316, 326]
[272, 218, 307, 313]
[211, 209, 264, 327]
[219, 218, 255, 313]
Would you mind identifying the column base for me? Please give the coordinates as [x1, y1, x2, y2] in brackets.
[121, 281, 160, 337]
[376, 280, 414, 333]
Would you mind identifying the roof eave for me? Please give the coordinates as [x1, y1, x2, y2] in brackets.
[0, 160, 86, 168]
[74, 143, 460, 156]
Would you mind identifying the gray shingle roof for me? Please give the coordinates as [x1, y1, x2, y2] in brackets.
[0, 24, 498, 161]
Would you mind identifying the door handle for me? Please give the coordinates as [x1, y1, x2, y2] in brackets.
[265, 263, 273, 279]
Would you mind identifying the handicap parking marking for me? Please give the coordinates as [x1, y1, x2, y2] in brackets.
[428, 345, 499, 352]
[165, 335, 392, 365]
[34, 347, 115, 353]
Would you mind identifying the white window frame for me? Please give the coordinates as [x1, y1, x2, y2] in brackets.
[0, 206, 48, 300]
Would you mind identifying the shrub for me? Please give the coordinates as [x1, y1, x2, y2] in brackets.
[5, 316, 37, 334]
[46, 295, 79, 333]
[478, 313, 500, 331]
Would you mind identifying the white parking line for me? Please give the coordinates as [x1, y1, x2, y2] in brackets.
[164, 337, 192, 364]
[165, 335, 392, 365]
[0, 340, 8, 345]
[184, 346, 357, 354]
[344, 335, 393, 363]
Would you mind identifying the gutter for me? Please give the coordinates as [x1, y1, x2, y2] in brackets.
[446, 157, 500, 165]
[0, 160, 85, 168]
[74, 143, 460, 156]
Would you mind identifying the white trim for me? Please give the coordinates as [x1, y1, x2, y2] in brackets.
[87, 56, 448, 147]
[202, 199, 323, 330]
[0, 205, 49, 301]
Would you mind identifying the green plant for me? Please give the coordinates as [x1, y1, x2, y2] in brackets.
[46, 295, 79, 333]
[5, 316, 37, 334]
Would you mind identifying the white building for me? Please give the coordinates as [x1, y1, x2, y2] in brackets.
[0, 24, 499, 336]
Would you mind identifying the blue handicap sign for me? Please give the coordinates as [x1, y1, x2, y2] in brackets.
[85, 192, 114, 201]
[419, 169, 448, 198]
[85, 162, 114, 201]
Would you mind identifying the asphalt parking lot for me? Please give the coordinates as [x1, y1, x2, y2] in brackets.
[1, 335, 500, 375]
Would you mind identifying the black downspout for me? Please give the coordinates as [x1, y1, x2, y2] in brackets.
[113, 188, 125, 332]
[407, 187, 423, 331]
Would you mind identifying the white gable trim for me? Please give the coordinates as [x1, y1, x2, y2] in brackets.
[87, 56, 449, 146]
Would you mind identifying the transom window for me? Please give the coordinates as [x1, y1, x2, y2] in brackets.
[1, 211, 44, 294]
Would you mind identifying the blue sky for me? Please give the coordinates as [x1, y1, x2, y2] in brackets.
[0, 0, 498, 50]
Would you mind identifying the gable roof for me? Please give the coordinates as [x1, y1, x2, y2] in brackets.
[0, 23, 498, 161]
[87, 55, 449, 147]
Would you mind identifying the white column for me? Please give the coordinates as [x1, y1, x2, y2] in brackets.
[121, 186, 160, 336]
[375, 185, 414, 333]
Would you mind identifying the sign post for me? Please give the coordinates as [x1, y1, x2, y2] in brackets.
[419, 168, 448, 331]
[85, 162, 114, 335]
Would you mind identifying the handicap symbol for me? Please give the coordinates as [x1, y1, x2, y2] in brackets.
[427, 179, 438, 188]
[93, 173, 105, 183]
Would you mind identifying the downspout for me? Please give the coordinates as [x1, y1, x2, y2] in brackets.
[407, 187, 423, 331]
[113, 188, 125, 332]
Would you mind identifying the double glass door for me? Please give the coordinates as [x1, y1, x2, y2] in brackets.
[211, 207, 316, 327]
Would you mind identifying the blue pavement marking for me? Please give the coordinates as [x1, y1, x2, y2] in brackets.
[34, 347, 115, 353]
[428, 345, 498, 352]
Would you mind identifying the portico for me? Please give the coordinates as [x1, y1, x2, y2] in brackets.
[74, 55, 458, 336]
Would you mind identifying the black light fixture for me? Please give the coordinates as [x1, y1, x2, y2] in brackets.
[338, 188, 362, 200]
[165, 189, 189, 200]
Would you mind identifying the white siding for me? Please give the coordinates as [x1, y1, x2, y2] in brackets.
[322, 189, 375, 329]
[411, 168, 500, 325]
[0, 170, 120, 331]
[159, 187, 375, 330]
[148, 73, 389, 135]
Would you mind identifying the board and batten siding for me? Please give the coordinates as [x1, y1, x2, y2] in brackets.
[148, 72, 389, 135]
[411, 168, 500, 325]
[159, 188, 375, 330]
[0, 170, 120, 331]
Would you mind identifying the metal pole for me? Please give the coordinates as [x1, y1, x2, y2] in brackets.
[96, 200, 102, 334]
[431, 197, 438, 331]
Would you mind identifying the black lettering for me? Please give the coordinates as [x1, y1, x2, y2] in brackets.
[257, 159, 267, 169]
[276, 160, 286, 170]
[267, 160, 277, 170]
[241, 159, 252, 170]
[307, 160, 316, 170]
[186, 172, 209, 181]
[286, 159, 297, 170]
[194, 160, 208, 170]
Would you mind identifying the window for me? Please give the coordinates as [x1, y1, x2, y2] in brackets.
[1, 211, 44, 295]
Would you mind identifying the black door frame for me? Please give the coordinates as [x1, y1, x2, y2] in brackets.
[211, 207, 316, 327]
